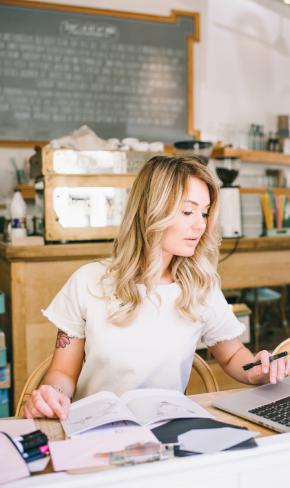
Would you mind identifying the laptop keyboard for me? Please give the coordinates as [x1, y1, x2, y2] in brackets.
[249, 395, 290, 426]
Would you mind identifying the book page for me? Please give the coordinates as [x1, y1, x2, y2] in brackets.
[121, 388, 215, 426]
[61, 391, 140, 437]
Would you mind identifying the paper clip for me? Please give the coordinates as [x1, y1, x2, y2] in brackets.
[108, 442, 176, 466]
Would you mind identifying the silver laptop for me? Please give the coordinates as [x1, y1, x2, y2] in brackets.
[213, 376, 290, 433]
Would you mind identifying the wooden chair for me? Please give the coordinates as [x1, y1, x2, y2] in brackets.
[15, 355, 53, 417]
[272, 338, 290, 355]
[185, 353, 219, 395]
[15, 352, 218, 416]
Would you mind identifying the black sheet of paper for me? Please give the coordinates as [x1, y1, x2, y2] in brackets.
[151, 417, 257, 456]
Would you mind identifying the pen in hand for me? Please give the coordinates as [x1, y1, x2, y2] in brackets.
[242, 351, 288, 371]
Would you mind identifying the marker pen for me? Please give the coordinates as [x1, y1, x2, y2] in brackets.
[242, 351, 288, 371]
[14, 430, 44, 442]
[25, 452, 48, 463]
[14, 436, 48, 453]
[22, 446, 49, 458]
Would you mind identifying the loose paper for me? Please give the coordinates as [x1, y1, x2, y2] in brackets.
[0, 419, 36, 437]
[178, 427, 258, 454]
[0, 432, 30, 484]
[50, 424, 159, 471]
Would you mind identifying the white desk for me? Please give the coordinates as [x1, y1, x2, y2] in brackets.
[4, 390, 289, 488]
[6, 433, 290, 488]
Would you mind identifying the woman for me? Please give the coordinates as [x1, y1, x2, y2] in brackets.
[24, 155, 290, 419]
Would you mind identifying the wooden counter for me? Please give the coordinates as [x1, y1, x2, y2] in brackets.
[219, 236, 290, 289]
[1, 236, 290, 411]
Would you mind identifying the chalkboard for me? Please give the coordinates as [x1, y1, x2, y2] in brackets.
[0, 1, 199, 145]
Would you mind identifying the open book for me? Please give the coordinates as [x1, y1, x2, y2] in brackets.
[61, 388, 214, 437]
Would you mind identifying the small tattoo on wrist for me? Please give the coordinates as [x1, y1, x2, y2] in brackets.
[50, 384, 71, 400]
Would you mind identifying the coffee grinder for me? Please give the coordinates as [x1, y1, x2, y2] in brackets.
[214, 156, 242, 238]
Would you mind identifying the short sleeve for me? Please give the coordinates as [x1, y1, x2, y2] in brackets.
[42, 266, 89, 338]
[201, 286, 245, 347]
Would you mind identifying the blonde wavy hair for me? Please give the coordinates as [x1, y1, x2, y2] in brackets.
[101, 155, 220, 325]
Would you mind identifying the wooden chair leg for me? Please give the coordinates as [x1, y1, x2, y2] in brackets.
[279, 286, 289, 332]
[205, 349, 212, 361]
[254, 288, 261, 352]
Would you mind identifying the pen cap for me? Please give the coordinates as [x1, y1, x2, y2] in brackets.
[22, 430, 43, 438]
[22, 436, 47, 450]
[16, 431, 48, 451]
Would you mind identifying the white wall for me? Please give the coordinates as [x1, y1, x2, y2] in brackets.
[203, 0, 290, 142]
[1, 0, 290, 200]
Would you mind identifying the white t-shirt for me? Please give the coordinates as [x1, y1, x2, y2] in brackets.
[42, 261, 245, 400]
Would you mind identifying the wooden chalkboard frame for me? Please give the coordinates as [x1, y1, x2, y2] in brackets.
[0, 0, 200, 147]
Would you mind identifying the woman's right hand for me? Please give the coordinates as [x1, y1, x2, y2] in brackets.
[23, 384, 71, 420]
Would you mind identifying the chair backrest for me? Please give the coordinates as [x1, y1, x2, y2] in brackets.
[185, 353, 219, 395]
[15, 355, 53, 417]
[15, 352, 218, 416]
[272, 338, 290, 355]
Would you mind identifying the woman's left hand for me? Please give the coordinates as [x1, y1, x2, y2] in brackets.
[246, 350, 290, 385]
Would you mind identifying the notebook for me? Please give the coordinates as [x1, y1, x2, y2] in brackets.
[212, 376, 290, 433]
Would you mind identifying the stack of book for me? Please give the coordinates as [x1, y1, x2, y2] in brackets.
[0, 292, 10, 417]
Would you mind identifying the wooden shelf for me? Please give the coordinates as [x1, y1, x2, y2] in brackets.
[220, 235, 290, 253]
[240, 187, 290, 195]
[14, 182, 290, 201]
[15, 183, 290, 201]
[16, 184, 35, 200]
[212, 147, 290, 166]
[1, 236, 290, 261]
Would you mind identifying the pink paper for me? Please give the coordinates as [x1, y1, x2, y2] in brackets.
[0, 432, 30, 484]
[49, 424, 158, 471]
[0, 419, 36, 438]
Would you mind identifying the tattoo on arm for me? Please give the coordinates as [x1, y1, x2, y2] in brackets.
[56, 329, 75, 349]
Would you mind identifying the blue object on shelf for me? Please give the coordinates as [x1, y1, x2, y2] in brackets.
[0, 388, 9, 417]
[0, 364, 10, 388]
[0, 348, 7, 368]
[0, 293, 5, 315]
